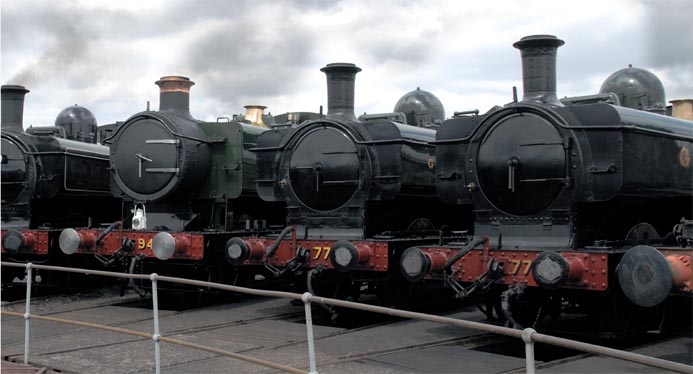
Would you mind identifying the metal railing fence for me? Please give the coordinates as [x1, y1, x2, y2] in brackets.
[2, 262, 691, 374]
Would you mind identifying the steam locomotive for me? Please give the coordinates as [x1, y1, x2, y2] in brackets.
[222, 63, 468, 303]
[56, 76, 288, 283]
[399, 35, 692, 329]
[9, 32, 690, 332]
[1, 85, 120, 284]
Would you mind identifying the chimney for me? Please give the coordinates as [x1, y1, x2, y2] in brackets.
[320, 63, 361, 121]
[243, 105, 268, 127]
[670, 99, 693, 121]
[513, 35, 565, 106]
[1, 85, 30, 132]
[155, 76, 195, 119]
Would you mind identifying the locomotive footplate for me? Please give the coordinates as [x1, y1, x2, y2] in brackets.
[58, 228, 206, 260]
[225, 231, 443, 274]
[405, 240, 610, 292]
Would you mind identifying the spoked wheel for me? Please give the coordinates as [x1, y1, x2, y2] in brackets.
[407, 218, 436, 236]
[625, 222, 660, 245]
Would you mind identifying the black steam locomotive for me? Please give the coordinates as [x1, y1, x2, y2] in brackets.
[57, 76, 287, 282]
[1, 85, 120, 283]
[399, 35, 692, 329]
[224, 63, 468, 301]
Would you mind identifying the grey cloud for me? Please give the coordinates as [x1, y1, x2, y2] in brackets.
[347, 11, 443, 67]
[158, 0, 343, 25]
[292, 0, 344, 11]
[645, 0, 693, 69]
[3, 0, 689, 127]
[643, 0, 693, 100]
[3, 6, 96, 87]
[557, 28, 646, 96]
[362, 36, 437, 67]
[185, 15, 317, 103]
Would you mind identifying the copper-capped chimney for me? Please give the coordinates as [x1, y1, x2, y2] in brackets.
[513, 35, 565, 106]
[155, 76, 195, 119]
[320, 62, 362, 121]
[670, 99, 693, 121]
[244, 105, 268, 127]
[2, 85, 30, 132]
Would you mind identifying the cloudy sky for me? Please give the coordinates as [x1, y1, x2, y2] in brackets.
[1, 0, 691, 128]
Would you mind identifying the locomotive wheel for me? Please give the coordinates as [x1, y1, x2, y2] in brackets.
[64, 212, 89, 228]
[406, 218, 436, 235]
[625, 223, 660, 245]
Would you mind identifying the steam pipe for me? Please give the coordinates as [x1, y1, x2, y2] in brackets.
[266, 226, 295, 258]
[320, 63, 361, 121]
[513, 35, 564, 106]
[95, 221, 122, 246]
[2, 85, 30, 132]
[444, 237, 486, 274]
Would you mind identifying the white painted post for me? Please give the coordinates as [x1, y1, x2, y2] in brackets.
[150, 273, 161, 374]
[523, 328, 537, 374]
[23, 263, 33, 364]
[302, 292, 318, 374]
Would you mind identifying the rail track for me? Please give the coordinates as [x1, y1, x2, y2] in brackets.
[3, 280, 690, 373]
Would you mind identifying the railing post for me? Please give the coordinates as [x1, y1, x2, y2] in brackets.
[23, 263, 33, 364]
[150, 273, 161, 374]
[302, 292, 318, 374]
[522, 328, 536, 374]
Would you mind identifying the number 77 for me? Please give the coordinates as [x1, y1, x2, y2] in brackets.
[313, 246, 331, 260]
